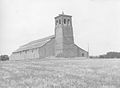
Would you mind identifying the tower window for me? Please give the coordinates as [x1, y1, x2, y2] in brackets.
[59, 19, 61, 24]
[64, 19, 66, 24]
[68, 19, 70, 24]
[56, 20, 58, 25]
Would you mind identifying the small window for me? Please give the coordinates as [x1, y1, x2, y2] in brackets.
[68, 19, 70, 24]
[56, 20, 58, 25]
[64, 19, 66, 24]
[82, 53, 84, 57]
[59, 19, 61, 24]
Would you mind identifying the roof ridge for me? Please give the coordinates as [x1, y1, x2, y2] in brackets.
[21, 35, 55, 47]
[14, 37, 55, 53]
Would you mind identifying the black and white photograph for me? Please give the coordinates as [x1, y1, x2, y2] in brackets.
[0, 0, 120, 88]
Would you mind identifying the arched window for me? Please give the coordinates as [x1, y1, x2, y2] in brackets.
[59, 19, 61, 24]
[67, 19, 70, 24]
[56, 20, 58, 25]
[64, 19, 66, 24]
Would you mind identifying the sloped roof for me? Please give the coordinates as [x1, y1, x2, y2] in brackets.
[74, 44, 88, 53]
[14, 35, 55, 53]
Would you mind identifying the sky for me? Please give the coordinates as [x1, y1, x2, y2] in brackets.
[0, 0, 120, 56]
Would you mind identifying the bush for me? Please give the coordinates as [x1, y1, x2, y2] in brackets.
[0, 55, 9, 61]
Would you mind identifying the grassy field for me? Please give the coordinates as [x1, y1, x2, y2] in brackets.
[0, 58, 120, 88]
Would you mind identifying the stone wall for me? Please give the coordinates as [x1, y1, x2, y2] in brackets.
[10, 48, 39, 60]
[75, 44, 88, 57]
[56, 44, 88, 58]
[39, 38, 55, 58]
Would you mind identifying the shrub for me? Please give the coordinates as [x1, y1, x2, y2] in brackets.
[0, 55, 9, 61]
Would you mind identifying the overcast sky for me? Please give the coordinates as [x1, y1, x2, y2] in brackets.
[0, 0, 120, 56]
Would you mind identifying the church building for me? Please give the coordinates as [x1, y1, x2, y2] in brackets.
[10, 13, 88, 60]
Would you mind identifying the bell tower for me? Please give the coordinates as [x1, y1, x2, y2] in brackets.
[55, 13, 74, 57]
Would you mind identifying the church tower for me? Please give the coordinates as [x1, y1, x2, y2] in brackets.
[55, 13, 75, 57]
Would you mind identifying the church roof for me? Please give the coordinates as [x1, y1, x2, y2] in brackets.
[14, 35, 55, 53]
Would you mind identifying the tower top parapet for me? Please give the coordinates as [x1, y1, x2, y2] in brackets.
[55, 13, 72, 19]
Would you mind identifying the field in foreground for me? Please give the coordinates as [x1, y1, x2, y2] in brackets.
[0, 58, 120, 88]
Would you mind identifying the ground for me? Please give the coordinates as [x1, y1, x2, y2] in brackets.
[0, 57, 120, 88]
